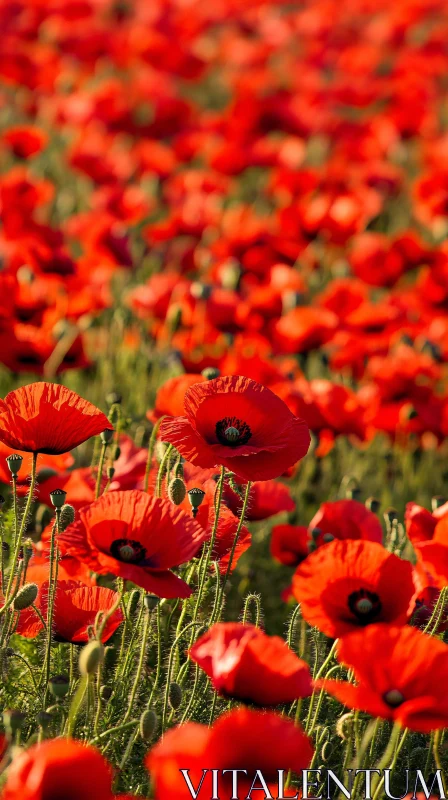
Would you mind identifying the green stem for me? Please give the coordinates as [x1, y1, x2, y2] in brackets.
[2, 453, 38, 611]
[95, 443, 108, 500]
[156, 444, 173, 498]
[123, 607, 152, 724]
[144, 417, 165, 493]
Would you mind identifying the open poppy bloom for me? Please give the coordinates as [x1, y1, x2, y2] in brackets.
[308, 499, 383, 547]
[59, 490, 207, 598]
[159, 375, 310, 481]
[292, 540, 415, 637]
[15, 580, 123, 643]
[189, 622, 312, 705]
[146, 707, 314, 800]
[0, 738, 134, 800]
[316, 624, 448, 733]
[0, 383, 113, 454]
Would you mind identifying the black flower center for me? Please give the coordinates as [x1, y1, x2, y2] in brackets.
[347, 588, 382, 624]
[110, 538, 147, 564]
[215, 416, 252, 447]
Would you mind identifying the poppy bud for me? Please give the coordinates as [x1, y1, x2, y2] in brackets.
[140, 709, 158, 741]
[49, 488, 67, 509]
[346, 486, 361, 501]
[201, 367, 220, 380]
[100, 685, 113, 701]
[59, 504, 76, 531]
[100, 428, 114, 445]
[128, 589, 140, 616]
[13, 583, 38, 611]
[48, 674, 70, 699]
[37, 711, 53, 731]
[112, 445, 121, 461]
[79, 641, 104, 676]
[168, 477, 186, 505]
[6, 454, 23, 477]
[144, 594, 160, 611]
[107, 466, 115, 480]
[432, 495, 447, 511]
[366, 497, 380, 514]
[3, 709, 25, 735]
[168, 682, 182, 710]
[188, 488, 206, 518]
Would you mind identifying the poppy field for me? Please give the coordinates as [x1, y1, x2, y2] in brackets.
[3, 0, 448, 798]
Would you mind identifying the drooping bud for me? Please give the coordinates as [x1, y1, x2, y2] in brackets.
[140, 709, 158, 741]
[6, 454, 23, 477]
[168, 682, 182, 710]
[365, 497, 380, 514]
[144, 594, 160, 611]
[127, 589, 140, 616]
[79, 641, 104, 676]
[168, 477, 186, 506]
[187, 488, 206, 518]
[49, 488, 67, 509]
[48, 674, 70, 699]
[100, 428, 114, 445]
[201, 367, 220, 381]
[13, 583, 38, 611]
[59, 504, 76, 531]
[106, 391, 122, 406]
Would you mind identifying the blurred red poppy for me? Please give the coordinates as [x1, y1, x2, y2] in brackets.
[292, 539, 415, 637]
[15, 580, 123, 643]
[159, 375, 310, 481]
[146, 707, 313, 800]
[271, 524, 310, 567]
[308, 499, 383, 548]
[0, 383, 113, 454]
[0, 738, 118, 800]
[59, 490, 207, 598]
[317, 624, 448, 733]
[189, 622, 312, 705]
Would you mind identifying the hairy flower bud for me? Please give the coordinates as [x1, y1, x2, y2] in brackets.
[168, 477, 186, 506]
[59, 504, 76, 531]
[13, 583, 38, 611]
[168, 682, 182, 710]
[128, 589, 140, 616]
[79, 641, 104, 676]
[139, 709, 158, 741]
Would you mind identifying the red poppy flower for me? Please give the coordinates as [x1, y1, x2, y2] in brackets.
[59, 490, 207, 598]
[189, 622, 312, 705]
[0, 383, 113, 454]
[2, 125, 48, 159]
[147, 373, 206, 423]
[405, 501, 448, 546]
[271, 524, 310, 566]
[317, 624, 448, 733]
[308, 499, 383, 548]
[146, 707, 314, 800]
[224, 478, 295, 521]
[159, 375, 310, 481]
[0, 738, 118, 800]
[15, 580, 123, 643]
[292, 540, 415, 637]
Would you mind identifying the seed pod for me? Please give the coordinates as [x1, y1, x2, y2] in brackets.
[59, 504, 76, 531]
[144, 594, 160, 611]
[79, 641, 104, 676]
[13, 583, 38, 611]
[3, 709, 25, 735]
[187, 488, 205, 518]
[168, 477, 186, 505]
[139, 709, 158, 741]
[48, 674, 70, 699]
[100, 686, 113, 701]
[201, 367, 220, 380]
[50, 488, 67, 509]
[100, 428, 114, 445]
[168, 682, 182, 710]
[6, 454, 23, 477]
[37, 711, 53, 731]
